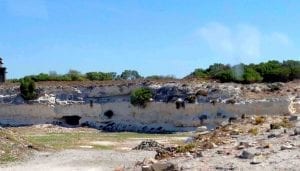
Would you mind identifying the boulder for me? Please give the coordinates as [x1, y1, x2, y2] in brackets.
[239, 150, 255, 159]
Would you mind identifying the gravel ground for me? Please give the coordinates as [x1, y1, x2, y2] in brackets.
[160, 122, 300, 171]
[1, 149, 156, 171]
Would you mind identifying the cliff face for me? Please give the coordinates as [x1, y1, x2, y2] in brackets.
[0, 80, 299, 132]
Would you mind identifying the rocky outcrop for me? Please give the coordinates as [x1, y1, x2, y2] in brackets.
[0, 80, 299, 132]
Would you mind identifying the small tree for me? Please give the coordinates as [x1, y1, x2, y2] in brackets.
[20, 78, 37, 100]
[67, 69, 84, 81]
[130, 87, 152, 107]
[120, 70, 142, 80]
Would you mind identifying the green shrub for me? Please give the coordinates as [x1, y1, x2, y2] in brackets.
[86, 72, 116, 81]
[214, 69, 234, 82]
[120, 70, 142, 80]
[130, 87, 153, 107]
[243, 68, 263, 83]
[191, 68, 208, 78]
[20, 78, 38, 100]
[67, 70, 85, 81]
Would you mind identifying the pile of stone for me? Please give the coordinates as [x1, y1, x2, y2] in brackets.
[133, 140, 165, 151]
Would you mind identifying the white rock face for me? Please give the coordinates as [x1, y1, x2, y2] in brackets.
[0, 81, 298, 132]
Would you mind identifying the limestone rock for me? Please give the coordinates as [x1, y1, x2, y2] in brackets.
[196, 126, 208, 133]
[281, 144, 294, 150]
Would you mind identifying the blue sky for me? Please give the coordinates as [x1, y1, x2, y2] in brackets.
[0, 0, 299, 79]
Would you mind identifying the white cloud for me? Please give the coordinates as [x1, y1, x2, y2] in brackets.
[235, 25, 261, 58]
[197, 22, 292, 63]
[198, 23, 234, 57]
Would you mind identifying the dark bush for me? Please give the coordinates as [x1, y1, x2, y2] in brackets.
[214, 70, 234, 82]
[20, 78, 38, 100]
[130, 87, 153, 107]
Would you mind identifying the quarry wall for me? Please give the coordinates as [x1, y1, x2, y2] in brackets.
[0, 81, 299, 132]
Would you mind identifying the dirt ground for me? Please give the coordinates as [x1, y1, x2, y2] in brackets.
[1, 150, 156, 171]
[0, 125, 189, 171]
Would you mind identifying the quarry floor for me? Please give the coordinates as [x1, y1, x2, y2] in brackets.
[0, 125, 188, 171]
[1, 113, 300, 171]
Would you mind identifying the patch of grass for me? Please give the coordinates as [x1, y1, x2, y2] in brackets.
[0, 129, 30, 164]
[26, 132, 96, 150]
[0, 154, 17, 164]
[25, 131, 190, 150]
[176, 143, 196, 153]
[248, 127, 259, 136]
[92, 145, 114, 150]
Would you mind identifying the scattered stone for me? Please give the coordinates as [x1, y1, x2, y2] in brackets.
[142, 165, 152, 171]
[289, 115, 300, 121]
[133, 140, 164, 151]
[294, 128, 300, 135]
[281, 144, 294, 150]
[268, 133, 278, 139]
[250, 156, 264, 165]
[228, 117, 238, 124]
[230, 129, 240, 135]
[195, 151, 204, 158]
[263, 143, 272, 149]
[215, 163, 236, 170]
[185, 152, 193, 158]
[151, 162, 179, 171]
[239, 150, 255, 159]
[196, 126, 208, 133]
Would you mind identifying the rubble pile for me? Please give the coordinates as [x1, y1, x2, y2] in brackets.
[133, 140, 165, 151]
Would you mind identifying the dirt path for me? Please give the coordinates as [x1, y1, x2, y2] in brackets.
[1, 149, 156, 171]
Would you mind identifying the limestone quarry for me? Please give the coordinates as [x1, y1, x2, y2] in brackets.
[0, 80, 299, 131]
[0, 79, 300, 170]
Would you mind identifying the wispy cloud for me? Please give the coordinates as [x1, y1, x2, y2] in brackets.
[5, 0, 48, 19]
[197, 22, 292, 63]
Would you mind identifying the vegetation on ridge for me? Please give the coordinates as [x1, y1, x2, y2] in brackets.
[9, 59, 300, 84]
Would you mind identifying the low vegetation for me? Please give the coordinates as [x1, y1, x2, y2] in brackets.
[11, 60, 299, 84]
[20, 78, 38, 100]
[130, 87, 153, 107]
[248, 127, 259, 136]
[187, 60, 300, 83]
[254, 116, 266, 125]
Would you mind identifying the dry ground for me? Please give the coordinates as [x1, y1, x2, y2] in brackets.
[0, 125, 190, 170]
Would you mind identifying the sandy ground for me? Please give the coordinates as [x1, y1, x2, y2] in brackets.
[1, 150, 156, 171]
